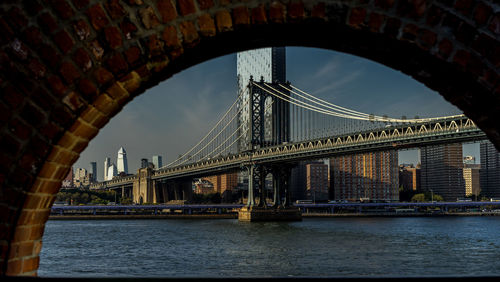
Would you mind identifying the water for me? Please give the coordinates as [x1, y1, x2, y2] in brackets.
[38, 217, 500, 278]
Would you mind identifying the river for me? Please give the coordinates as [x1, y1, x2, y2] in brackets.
[38, 217, 500, 278]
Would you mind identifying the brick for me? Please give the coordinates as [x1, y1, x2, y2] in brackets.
[178, 0, 196, 16]
[39, 121, 63, 141]
[215, 10, 232, 32]
[62, 91, 85, 111]
[311, 3, 326, 20]
[119, 71, 141, 93]
[124, 46, 142, 67]
[93, 93, 119, 115]
[77, 78, 98, 100]
[251, 6, 267, 24]
[489, 14, 500, 35]
[72, 48, 93, 72]
[437, 38, 453, 59]
[157, 0, 177, 22]
[59, 61, 81, 84]
[104, 26, 123, 49]
[39, 44, 62, 69]
[402, 24, 418, 42]
[2, 84, 24, 109]
[22, 256, 40, 273]
[50, 0, 75, 20]
[288, 2, 304, 21]
[89, 40, 104, 61]
[417, 29, 437, 50]
[384, 17, 401, 38]
[105, 0, 126, 20]
[349, 8, 366, 28]
[375, 0, 395, 9]
[140, 6, 161, 29]
[179, 21, 199, 45]
[269, 2, 285, 23]
[9, 38, 29, 61]
[162, 26, 181, 48]
[144, 35, 164, 57]
[23, 26, 44, 47]
[72, 0, 90, 10]
[233, 6, 250, 26]
[73, 19, 91, 41]
[53, 30, 75, 54]
[197, 14, 216, 37]
[20, 102, 46, 128]
[69, 118, 98, 139]
[120, 18, 138, 40]
[426, 5, 444, 26]
[46, 75, 68, 97]
[93, 67, 114, 85]
[454, 0, 474, 16]
[86, 4, 109, 31]
[38, 12, 59, 34]
[9, 118, 32, 141]
[6, 7, 28, 31]
[367, 13, 385, 32]
[197, 0, 214, 10]
[106, 53, 129, 75]
[473, 2, 492, 26]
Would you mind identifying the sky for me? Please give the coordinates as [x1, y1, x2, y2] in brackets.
[73, 47, 480, 181]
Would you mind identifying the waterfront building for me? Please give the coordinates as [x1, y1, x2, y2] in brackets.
[90, 162, 97, 183]
[117, 147, 128, 174]
[203, 173, 238, 195]
[152, 155, 163, 169]
[61, 168, 73, 188]
[104, 157, 110, 181]
[194, 179, 214, 194]
[463, 164, 481, 198]
[73, 168, 89, 188]
[420, 143, 465, 201]
[330, 150, 399, 202]
[399, 164, 421, 191]
[306, 162, 329, 202]
[480, 140, 500, 198]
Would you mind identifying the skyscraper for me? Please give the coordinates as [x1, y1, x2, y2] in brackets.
[420, 143, 465, 201]
[236, 47, 286, 151]
[152, 155, 163, 169]
[90, 161, 97, 182]
[117, 147, 128, 174]
[107, 163, 117, 181]
[480, 140, 500, 198]
[330, 151, 399, 202]
[104, 157, 110, 181]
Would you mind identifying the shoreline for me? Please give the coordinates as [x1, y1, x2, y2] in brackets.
[48, 211, 500, 220]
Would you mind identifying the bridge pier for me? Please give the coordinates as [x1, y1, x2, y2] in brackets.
[238, 164, 301, 222]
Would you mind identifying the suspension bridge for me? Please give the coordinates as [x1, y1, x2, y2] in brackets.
[89, 77, 486, 220]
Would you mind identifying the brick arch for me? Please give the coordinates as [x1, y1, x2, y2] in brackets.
[0, 0, 498, 276]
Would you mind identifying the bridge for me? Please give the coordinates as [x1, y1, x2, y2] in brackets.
[89, 78, 487, 220]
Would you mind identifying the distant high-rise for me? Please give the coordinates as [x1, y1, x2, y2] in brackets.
[420, 143, 465, 201]
[480, 140, 500, 198]
[117, 147, 128, 174]
[236, 47, 286, 152]
[104, 157, 110, 181]
[141, 158, 149, 169]
[330, 151, 399, 202]
[152, 155, 163, 169]
[90, 162, 97, 182]
[306, 162, 329, 202]
[463, 164, 480, 197]
[106, 163, 117, 181]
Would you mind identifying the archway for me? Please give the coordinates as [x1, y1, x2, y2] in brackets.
[0, 0, 498, 276]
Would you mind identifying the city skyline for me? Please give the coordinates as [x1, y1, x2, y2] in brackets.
[73, 47, 478, 181]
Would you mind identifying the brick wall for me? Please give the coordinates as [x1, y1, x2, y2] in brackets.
[0, 0, 498, 276]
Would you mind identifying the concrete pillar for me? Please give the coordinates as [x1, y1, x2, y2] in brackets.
[247, 165, 255, 207]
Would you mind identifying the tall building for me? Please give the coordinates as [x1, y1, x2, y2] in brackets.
[104, 157, 110, 181]
[117, 147, 128, 174]
[89, 162, 97, 183]
[480, 140, 500, 198]
[306, 162, 329, 202]
[330, 150, 399, 202]
[420, 143, 465, 201]
[399, 164, 421, 191]
[236, 47, 286, 152]
[152, 155, 163, 169]
[463, 164, 480, 197]
[106, 163, 117, 181]
[203, 173, 238, 194]
[141, 158, 149, 168]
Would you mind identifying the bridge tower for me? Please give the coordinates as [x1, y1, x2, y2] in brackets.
[238, 77, 300, 221]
